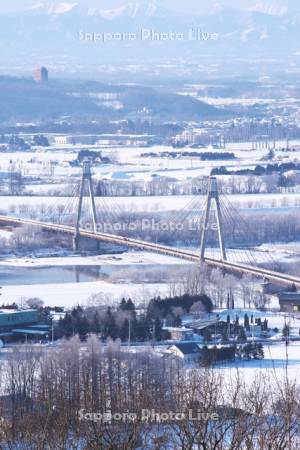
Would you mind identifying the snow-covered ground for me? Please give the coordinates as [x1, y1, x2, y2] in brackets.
[218, 342, 300, 383]
[0, 280, 169, 309]
[217, 309, 300, 335]
[0, 243, 292, 268]
[0, 229, 12, 240]
[212, 310, 300, 382]
[1, 193, 300, 215]
[3, 139, 300, 186]
[0, 251, 189, 268]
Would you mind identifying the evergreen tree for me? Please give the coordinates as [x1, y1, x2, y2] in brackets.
[256, 343, 264, 360]
[244, 314, 250, 331]
[282, 324, 290, 344]
[103, 307, 118, 339]
[119, 298, 136, 312]
[119, 298, 127, 311]
[221, 329, 229, 344]
[174, 315, 182, 327]
[165, 312, 176, 327]
[62, 313, 74, 338]
[226, 294, 230, 310]
[135, 315, 151, 341]
[243, 343, 252, 360]
[252, 343, 259, 359]
[154, 318, 164, 341]
[203, 328, 212, 343]
[77, 316, 90, 340]
[238, 327, 247, 343]
[201, 346, 212, 367]
[231, 294, 235, 310]
[120, 319, 129, 342]
[92, 311, 101, 334]
[126, 298, 135, 312]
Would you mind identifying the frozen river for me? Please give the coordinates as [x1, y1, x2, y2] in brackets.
[0, 263, 182, 286]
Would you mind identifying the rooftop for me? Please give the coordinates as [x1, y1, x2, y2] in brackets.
[169, 343, 201, 355]
[278, 292, 300, 302]
[0, 309, 38, 315]
[12, 329, 48, 336]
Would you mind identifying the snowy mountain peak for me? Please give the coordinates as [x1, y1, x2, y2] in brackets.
[100, 2, 160, 21]
[247, 3, 288, 17]
[208, 2, 227, 15]
[28, 2, 78, 15]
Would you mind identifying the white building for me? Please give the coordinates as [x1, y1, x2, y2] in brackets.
[166, 343, 202, 363]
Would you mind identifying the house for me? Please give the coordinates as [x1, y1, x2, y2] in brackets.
[0, 309, 39, 331]
[262, 282, 287, 296]
[54, 136, 70, 145]
[187, 318, 219, 331]
[0, 309, 50, 343]
[167, 343, 202, 363]
[278, 292, 300, 313]
[164, 327, 194, 341]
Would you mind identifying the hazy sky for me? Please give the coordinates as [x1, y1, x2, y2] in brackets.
[0, 0, 287, 14]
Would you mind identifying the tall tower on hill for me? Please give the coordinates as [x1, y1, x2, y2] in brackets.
[33, 67, 49, 83]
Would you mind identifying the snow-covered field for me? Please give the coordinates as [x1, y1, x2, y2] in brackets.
[217, 309, 300, 335]
[213, 310, 300, 381]
[1, 192, 300, 215]
[0, 279, 169, 309]
[0, 252, 189, 268]
[3, 139, 300, 185]
[219, 342, 300, 383]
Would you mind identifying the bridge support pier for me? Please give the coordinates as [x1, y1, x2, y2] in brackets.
[73, 236, 100, 253]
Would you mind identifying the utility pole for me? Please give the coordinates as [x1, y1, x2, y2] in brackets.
[200, 176, 227, 262]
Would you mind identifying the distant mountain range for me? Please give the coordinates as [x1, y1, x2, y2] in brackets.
[1, 1, 300, 66]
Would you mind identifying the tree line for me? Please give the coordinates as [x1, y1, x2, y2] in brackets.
[55, 294, 212, 342]
[0, 337, 298, 449]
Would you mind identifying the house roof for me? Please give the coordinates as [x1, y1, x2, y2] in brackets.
[164, 327, 193, 333]
[263, 282, 287, 295]
[188, 318, 219, 330]
[278, 292, 300, 302]
[12, 329, 48, 336]
[170, 343, 201, 355]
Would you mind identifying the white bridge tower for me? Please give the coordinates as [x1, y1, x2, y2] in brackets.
[200, 176, 227, 262]
[73, 161, 98, 252]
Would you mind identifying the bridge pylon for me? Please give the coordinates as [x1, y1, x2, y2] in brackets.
[200, 176, 227, 262]
[73, 160, 98, 252]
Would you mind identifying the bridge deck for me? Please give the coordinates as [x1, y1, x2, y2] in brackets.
[1, 215, 300, 289]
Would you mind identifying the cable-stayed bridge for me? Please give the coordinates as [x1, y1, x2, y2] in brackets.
[0, 162, 300, 289]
